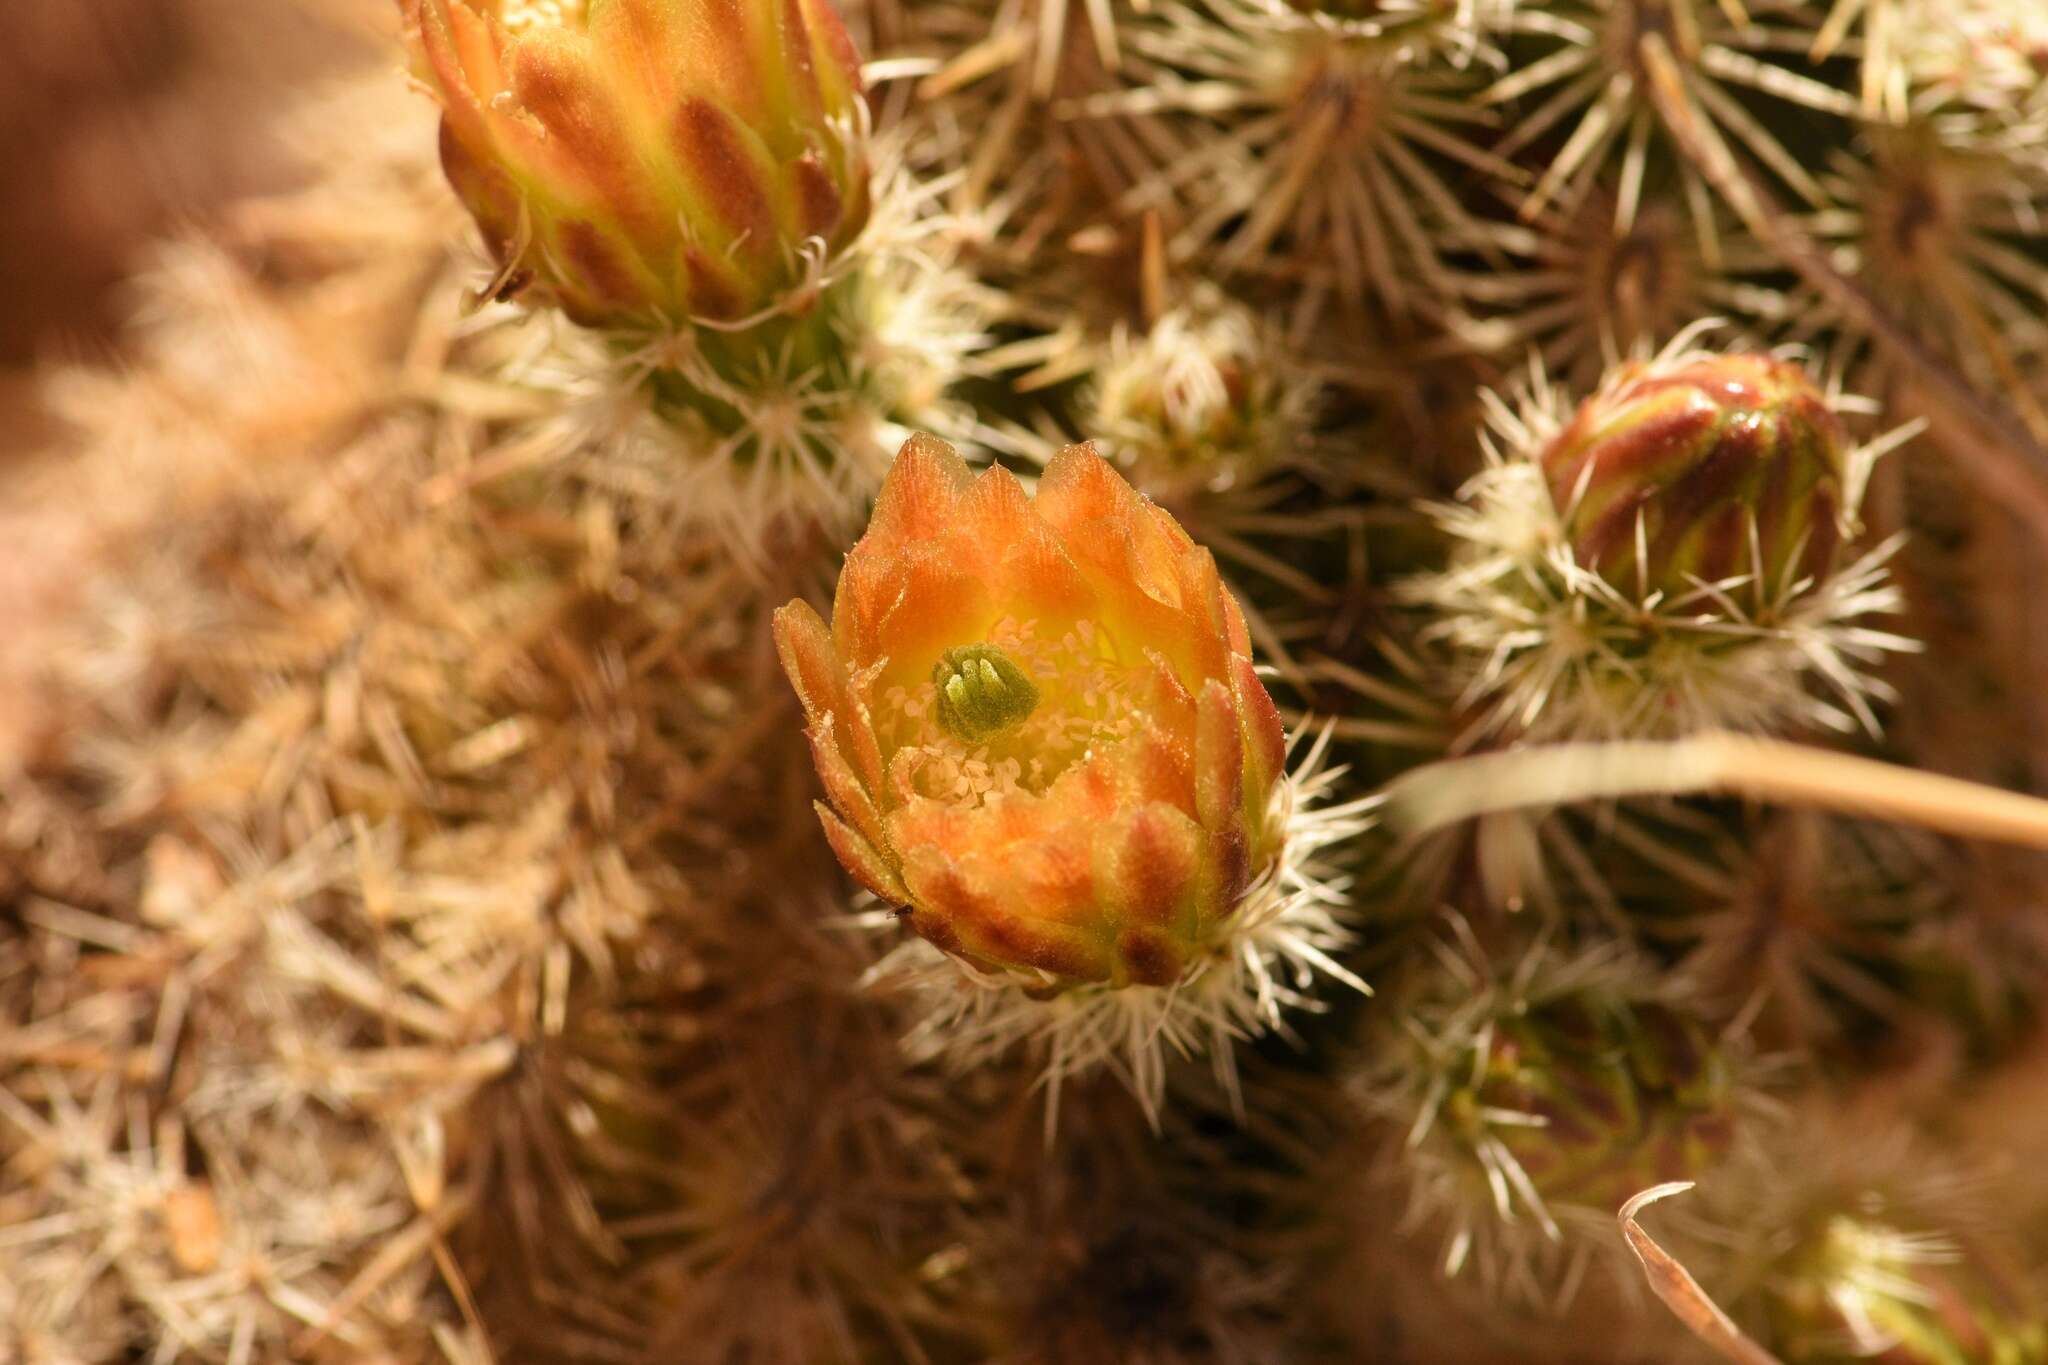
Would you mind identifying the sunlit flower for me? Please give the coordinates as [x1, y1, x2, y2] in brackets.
[776, 434, 1369, 1120]
[400, 0, 871, 331]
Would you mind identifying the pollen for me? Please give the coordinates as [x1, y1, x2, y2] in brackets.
[880, 616, 1148, 810]
[497, 0, 587, 31]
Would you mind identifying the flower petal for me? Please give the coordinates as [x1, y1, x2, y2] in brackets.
[816, 802, 909, 904]
[773, 599, 884, 791]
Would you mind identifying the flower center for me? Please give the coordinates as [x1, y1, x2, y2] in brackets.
[879, 616, 1150, 809]
[932, 644, 1041, 743]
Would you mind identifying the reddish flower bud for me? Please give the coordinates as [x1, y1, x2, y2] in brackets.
[1539, 353, 1851, 602]
[400, 0, 871, 330]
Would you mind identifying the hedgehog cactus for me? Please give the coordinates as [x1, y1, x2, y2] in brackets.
[1764, 1215, 2048, 1364]
[17, 0, 2048, 1363]
[1450, 994, 1735, 1214]
[1370, 935, 1744, 1304]
[401, 0, 871, 331]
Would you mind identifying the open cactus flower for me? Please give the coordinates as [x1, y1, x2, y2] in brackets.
[1404, 324, 1924, 744]
[775, 435, 1372, 1124]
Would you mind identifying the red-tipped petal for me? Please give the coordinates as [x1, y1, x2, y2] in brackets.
[1230, 655, 1288, 804]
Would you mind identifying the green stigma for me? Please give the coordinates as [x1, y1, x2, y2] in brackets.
[932, 644, 1040, 744]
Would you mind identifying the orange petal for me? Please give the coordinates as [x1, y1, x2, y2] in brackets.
[543, 218, 666, 320]
[437, 123, 524, 264]
[901, 840, 1112, 982]
[1033, 441, 1138, 543]
[675, 0, 778, 130]
[669, 95, 784, 265]
[774, 599, 844, 724]
[773, 599, 884, 790]
[504, 31, 669, 253]
[1230, 654, 1287, 805]
[956, 464, 1097, 620]
[1100, 803, 1201, 936]
[1196, 679, 1252, 908]
[863, 433, 975, 553]
[789, 149, 847, 242]
[1194, 678, 1244, 834]
[798, 0, 865, 100]
[408, 0, 500, 150]
[816, 802, 909, 904]
[852, 547, 996, 682]
[776, 0, 828, 126]
[806, 714, 886, 852]
[587, 0, 685, 128]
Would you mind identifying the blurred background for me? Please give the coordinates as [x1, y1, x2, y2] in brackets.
[0, 0, 388, 428]
[0, 0, 392, 765]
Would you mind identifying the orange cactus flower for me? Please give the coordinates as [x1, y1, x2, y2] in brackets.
[399, 0, 871, 331]
[775, 435, 1294, 991]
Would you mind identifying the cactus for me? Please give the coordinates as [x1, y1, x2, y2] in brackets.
[1357, 927, 1750, 1310]
[7, 0, 2048, 1361]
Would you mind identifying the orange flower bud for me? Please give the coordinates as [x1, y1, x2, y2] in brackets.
[775, 435, 1291, 990]
[400, 0, 871, 330]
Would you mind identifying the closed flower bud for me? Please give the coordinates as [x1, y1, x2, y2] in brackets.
[1459, 994, 1735, 1216]
[774, 435, 1290, 990]
[400, 0, 871, 331]
[1688, 1111, 2048, 1365]
[1540, 353, 1851, 603]
[1448, 984, 1730, 1211]
[1406, 330, 1917, 742]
